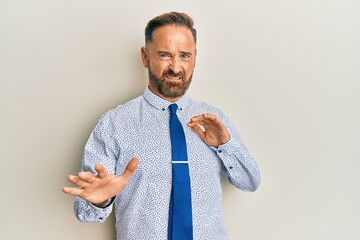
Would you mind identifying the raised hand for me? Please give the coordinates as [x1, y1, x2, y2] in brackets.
[187, 114, 230, 147]
[62, 158, 139, 206]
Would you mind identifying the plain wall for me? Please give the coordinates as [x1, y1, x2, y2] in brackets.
[1, 0, 359, 239]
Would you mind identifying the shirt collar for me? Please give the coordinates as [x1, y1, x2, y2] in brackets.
[143, 87, 191, 113]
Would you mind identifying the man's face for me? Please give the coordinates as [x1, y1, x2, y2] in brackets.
[141, 25, 197, 102]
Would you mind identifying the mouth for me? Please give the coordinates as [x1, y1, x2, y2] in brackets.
[165, 76, 182, 81]
[164, 71, 183, 81]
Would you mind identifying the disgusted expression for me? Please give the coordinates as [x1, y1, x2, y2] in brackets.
[141, 25, 196, 102]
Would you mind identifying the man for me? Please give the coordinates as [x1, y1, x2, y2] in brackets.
[63, 12, 260, 240]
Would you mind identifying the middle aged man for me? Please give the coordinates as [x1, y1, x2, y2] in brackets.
[63, 12, 261, 240]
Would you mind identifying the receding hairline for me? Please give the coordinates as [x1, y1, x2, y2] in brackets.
[146, 24, 196, 47]
[144, 12, 197, 45]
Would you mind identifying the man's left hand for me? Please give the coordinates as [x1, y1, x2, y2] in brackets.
[188, 114, 230, 147]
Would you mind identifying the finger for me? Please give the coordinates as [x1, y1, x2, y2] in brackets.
[95, 163, 108, 178]
[201, 113, 217, 120]
[200, 114, 221, 125]
[190, 113, 216, 121]
[122, 158, 139, 179]
[188, 117, 205, 127]
[188, 114, 218, 126]
[188, 115, 205, 123]
[78, 171, 97, 183]
[189, 124, 205, 139]
[62, 186, 83, 196]
[200, 114, 225, 127]
[188, 120, 204, 127]
[67, 175, 88, 187]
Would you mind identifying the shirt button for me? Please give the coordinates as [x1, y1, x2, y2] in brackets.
[162, 108, 165, 111]
[229, 166, 233, 170]
[218, 150, 222, 153]
[98, 217, 103, 220]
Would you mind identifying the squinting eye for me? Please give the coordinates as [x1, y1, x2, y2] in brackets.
[159, 53, 171, 59]
[180, 53, 190, 58]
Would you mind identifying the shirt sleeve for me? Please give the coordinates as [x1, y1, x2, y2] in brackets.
[211, 111, 261, 192]
[74, 111, 119, 222]
[74, 196, 115, 223]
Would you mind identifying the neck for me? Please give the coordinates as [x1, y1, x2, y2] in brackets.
[147, 85, 183, 103]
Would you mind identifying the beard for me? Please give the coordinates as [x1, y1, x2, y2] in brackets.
[148, 67, 193, 100]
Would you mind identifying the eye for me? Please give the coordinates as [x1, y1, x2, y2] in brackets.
[180, 53, 191, 58]
[158, 52, 171, 59]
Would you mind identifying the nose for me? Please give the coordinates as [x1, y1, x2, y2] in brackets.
[169, 57, 182, 74]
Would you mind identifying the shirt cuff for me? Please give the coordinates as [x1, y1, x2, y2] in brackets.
[91, 196, 116, 209]
[210, 135, 234, 153]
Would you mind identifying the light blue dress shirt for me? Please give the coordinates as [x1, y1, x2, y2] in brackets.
[74, 87, 260, 240]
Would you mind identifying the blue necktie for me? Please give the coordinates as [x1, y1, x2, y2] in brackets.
[168, 103, 193, 240]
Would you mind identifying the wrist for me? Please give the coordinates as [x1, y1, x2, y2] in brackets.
[92, 196, 116, 208]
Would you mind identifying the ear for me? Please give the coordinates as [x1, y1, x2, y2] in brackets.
[141, 47, 149, 68]
[194, 48, 197, 68]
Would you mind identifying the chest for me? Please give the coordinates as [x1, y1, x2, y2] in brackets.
[114, 110, 222, 179]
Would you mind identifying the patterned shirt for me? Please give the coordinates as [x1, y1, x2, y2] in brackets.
[74, 87, 261, 240]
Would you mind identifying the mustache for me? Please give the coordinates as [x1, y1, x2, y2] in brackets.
[162, 69, 184, 78]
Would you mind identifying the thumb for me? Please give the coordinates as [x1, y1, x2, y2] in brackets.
[189, 123, 205, 139]
[122, 158, 139, 179]
[95, 163, 108, 178]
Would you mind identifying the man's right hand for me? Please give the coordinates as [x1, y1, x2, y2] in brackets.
[62, 158, 139, 206]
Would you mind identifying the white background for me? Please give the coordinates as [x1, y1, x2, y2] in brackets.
[1, 0, 359, 239]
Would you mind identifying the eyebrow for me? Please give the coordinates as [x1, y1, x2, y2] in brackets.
[179, 51, 192, 55]
[156, 50, 192, 56]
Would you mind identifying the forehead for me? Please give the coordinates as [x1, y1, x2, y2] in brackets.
[150, 25, 196, 51]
